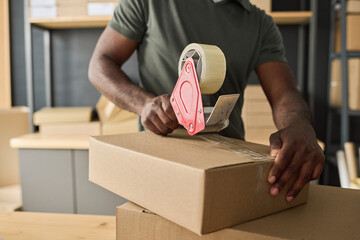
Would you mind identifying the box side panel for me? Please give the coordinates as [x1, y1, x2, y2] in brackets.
[201, 162, 309, 234]
[0, 110, 29, 186]
[89, 138, 205, 234]
[116, 202, 284, 240]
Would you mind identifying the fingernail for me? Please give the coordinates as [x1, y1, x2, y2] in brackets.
[268, 176, 276, 184]
[286, 196, 294, 202]
[270, 149, 279, 157]
[270, 187, 279, 196]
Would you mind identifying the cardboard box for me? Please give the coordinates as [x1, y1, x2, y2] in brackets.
[348, 1, 360, 13]
[0, 107, 29, 187]
[335, 15, 360, 52]
[33, 107, 93, 125]
[116, 185, 360, 240]
[243, 115, 274, 128]
[30, 0, 56, 7]
[57, 6, 87, 17]
[330, 59, 360, 110]
[30, 7, 57, 18]
[89, 131, 309, 235]
[244, 101, 272, 114]
[250, 0, 271, 13]
[245, 127, 277, 145]
[39, 121, 101, 136]
[87, 2, 116, 17]
[244, 85, 267, 100]
[101, 118, 138, 135]
[96, 95, 137, 123]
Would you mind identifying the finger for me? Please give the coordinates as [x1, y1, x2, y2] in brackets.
[286, 161, 314, 202]
[157, 107, 179, 130]
[268, 144, 294, 184]
[143, 120, 163, 136]
[311, 162, 324, 180]
[151, 114, 172, 135]
[269, 131, 282, 157]
[269, 151, 305, 196]
[162, 99, 178, 122]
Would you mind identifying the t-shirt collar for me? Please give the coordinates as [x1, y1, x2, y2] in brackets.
[212, 0, 251, 12]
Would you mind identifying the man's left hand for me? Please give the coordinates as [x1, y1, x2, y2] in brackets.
[267, 121, 325, 202]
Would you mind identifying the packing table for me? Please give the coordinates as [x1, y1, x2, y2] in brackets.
[10, 133, 127, 215]
[0, 211, 115, 240]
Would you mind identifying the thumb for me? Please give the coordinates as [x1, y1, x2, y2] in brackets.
[269, 131, 282, 157]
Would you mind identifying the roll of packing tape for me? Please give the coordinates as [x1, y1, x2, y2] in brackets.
[178, 43, 226, 94]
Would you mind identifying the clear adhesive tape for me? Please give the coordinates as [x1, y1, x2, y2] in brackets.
[178, 43, 226, 94]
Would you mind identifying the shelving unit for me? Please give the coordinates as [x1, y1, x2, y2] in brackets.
[23, 1, 318, 132]
[29, 11, 313, 29]
[326, 0, 360, 150]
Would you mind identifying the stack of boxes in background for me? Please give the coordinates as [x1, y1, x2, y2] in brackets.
[330, 3, 360, 110]
[0, 107, 29, 211]
[242, 85, 277, 145]
[250, 0, 272, 12]
[96, 95, 138, 135]
[34, 107, 101, 136]
[34, 96, 138, 137]
[30, 0, 118, 18]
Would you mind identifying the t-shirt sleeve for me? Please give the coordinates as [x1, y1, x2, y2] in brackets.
[109, 0, 148, 42]
[255, 14, 288, 67]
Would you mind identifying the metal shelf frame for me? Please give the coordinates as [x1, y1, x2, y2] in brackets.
[325, 0, 360, 153]
[23, 1, 318, 132]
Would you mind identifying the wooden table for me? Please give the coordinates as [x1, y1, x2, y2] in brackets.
[0, 211, 115, 240]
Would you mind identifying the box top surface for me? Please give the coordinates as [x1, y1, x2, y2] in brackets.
[91, 130, 272, 170]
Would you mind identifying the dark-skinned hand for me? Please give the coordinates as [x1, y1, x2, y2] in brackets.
[268, 121, 325, 202]
[140, 94, 179, 136]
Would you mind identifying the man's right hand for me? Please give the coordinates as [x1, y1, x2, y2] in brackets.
[140, 94, 179, 136]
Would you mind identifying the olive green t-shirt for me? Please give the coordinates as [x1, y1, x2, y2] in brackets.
[109, 0, 287, 140]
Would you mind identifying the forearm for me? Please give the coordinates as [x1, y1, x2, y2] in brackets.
[89, 54, 153, 115]
[272, 89, 313, 130]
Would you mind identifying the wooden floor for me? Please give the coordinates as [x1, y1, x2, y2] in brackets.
[0, 211, 116, 240]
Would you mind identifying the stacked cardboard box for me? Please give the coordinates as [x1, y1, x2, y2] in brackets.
[34, 107, 102, 136]
[89, 130, 309, 235]
[96, 95, 138, 135]
[335, 15, 360, 52]
[250, 0, 272, 13]
[116, 185, 360, 240]
[347, 1, 360, 14]
[242, 85, 277, 145]
[30, 0, 118, 18]
[0, 107, 29, 187]
[330, 59, 360, 110]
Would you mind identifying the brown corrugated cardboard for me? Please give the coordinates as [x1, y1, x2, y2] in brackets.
[250, 0, 272, 13]
[348, 1, 360, 13]
[242, 85, 277, 145]
[244, 85, 267, 100]
[243, 115, 274, 128]
[335, 15, 360, 52]
[96, 95, 137, 123]
[89, 131, 308, 235]
[116, 185, 360, 240]
[33, 107, 93, 125]
[101, 118, 138, 135]
[245, 127, 277, 145]
[39, 121, 101, 136]
[57, 6, 87, 17]
[330, 59, 360, 110]
[0, 107, 29, 187]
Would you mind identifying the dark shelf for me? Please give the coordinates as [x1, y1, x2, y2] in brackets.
[328, 107, 360, 116]
[330, 52, 360, 60]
